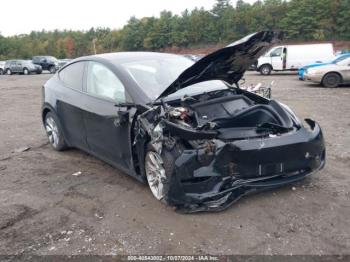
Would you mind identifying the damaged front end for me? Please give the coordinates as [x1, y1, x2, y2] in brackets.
[133, 88, 325, 213]
[131, 31, 325, 212]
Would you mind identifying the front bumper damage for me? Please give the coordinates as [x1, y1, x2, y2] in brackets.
[166, 119, 325, 213]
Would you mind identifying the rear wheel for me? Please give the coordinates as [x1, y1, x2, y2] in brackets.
[49, 66, 56, 74]
[322, 72, 341, 88]
[6, 69, 12, 75]
[0, 69, 3, 75]
[259, 64, 272, 75]
[44, 112, 67, 151]
[23, 68, 29, 75]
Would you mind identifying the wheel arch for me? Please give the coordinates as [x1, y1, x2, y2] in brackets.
[258, 63, 273, 71]
[41, 103, 58, 124]
[42, 104, 71, 147]
[322, 71, 343, 84]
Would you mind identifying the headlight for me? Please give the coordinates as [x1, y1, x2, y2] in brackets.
[307, 69, 322, 75]
[279, 102, 301, 125]
[151, 123, 163, 141]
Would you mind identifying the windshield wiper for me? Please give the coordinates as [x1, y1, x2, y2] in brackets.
[256, 122, 293, 133]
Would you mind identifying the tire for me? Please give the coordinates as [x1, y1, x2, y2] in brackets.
[23, 68, 29, 75]
[144, 147, 175, 203]
[44, 112, 67, 151]
[322, 72, 341, 88]
[259, 64, 272, 75]
[37, 70, 42, 74]
[0, 69, 3, 75]
[6, 69, 12, 75]
[49, 66, 56, 74]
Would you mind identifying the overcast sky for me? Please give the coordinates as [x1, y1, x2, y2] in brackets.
[0, 0, 256, 36]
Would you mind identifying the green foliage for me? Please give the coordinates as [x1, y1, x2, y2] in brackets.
[0, 0, 349, 60]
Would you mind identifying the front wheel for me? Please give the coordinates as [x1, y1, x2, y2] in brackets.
[259, 64, 272, 75]
[23, 68, 29, 75]
[44, 112, 67, 151]
[0, 69, 3, 75]
[322, 73, 341, 88]
[6, 69, 12, 75]
[145, 149, 175, 202]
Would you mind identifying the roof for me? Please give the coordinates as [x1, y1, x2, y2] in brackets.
[78, 52, 181, 65]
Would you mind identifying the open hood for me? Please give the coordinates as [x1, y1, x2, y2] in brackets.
[156, 31, 283, 100]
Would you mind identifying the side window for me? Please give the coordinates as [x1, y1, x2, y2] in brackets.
[270, 47, 282, 57]
[58, 62, 85, 91]
[86, 61, 126, 103]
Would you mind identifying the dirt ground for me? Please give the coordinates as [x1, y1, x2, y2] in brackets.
[0, 71, 349, 256]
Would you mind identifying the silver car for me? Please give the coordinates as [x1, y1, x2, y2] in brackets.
[304, 57, 350, 88]
[0, 61, 5, 75]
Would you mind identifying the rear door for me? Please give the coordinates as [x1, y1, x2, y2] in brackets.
[55, 61, 89, 150]
[82, 61, 133, 171]
[13, 61, 21, 72]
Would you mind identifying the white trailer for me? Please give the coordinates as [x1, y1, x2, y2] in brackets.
[257, 43, 335, 75]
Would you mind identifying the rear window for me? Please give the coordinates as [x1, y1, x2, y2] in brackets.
[58, 62, 85, 91]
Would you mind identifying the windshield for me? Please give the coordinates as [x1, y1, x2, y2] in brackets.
[121, 56, 194, 99]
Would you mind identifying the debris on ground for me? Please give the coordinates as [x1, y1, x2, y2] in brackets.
[13, 147, 30, 153]
[71, 171, 82, 176]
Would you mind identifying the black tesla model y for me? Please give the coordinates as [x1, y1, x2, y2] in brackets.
[41, 31, 325, 213]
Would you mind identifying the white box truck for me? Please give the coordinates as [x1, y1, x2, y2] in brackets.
[256, 43, 335, 75]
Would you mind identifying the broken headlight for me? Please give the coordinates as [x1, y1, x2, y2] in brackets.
[151, 123, 163, 141]
[279, 102, 301, 126]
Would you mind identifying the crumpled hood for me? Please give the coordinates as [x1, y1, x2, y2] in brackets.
[157, 31, 283, 100]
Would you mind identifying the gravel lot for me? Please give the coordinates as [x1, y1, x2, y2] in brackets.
[0, 72, 349, 255]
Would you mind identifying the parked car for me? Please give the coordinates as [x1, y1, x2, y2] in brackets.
[0, 61, 5, 75]
[298, 53, 350, 80]
[58, 59, 72, 68]
[257, 43, 335, 75]
[303, 57, 350, 88]
[4, 60, 42, 75]
[32, 56, 59, 73]
[41, 31, 325, 213]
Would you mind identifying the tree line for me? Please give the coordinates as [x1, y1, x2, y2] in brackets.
[0, 0, 349, 60]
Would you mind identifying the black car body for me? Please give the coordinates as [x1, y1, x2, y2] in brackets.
[4, 60, 42, 75]
[32, 56, 59, 73]
[41, 31, 325, 213]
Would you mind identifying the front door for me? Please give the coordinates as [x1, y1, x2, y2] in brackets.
[270, 47, 284, 70]
[83, 61, 133, 172]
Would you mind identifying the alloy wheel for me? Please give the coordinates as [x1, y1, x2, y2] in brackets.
[145, 151, 167, 200]
[45, 116, 60, 148]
